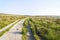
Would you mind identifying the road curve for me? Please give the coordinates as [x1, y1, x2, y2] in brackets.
[0, 19, 26, 40]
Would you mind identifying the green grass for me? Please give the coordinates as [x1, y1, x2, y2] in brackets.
[22, 17, 60, 40]
[0, 14, 26, 29]
[30, 17, 60, 40]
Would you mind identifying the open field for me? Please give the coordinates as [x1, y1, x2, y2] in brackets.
[0, 14, 26, 29]
[0, 14, 60, 40]
[22, 16, 60, 40]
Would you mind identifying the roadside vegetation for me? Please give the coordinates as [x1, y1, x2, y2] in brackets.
[0, 14, 26, 37]
[0, 20, 19, 37]
[22, 16, 60, 40]
[0, 14, 26, 29]
[22, 19, 28, 40]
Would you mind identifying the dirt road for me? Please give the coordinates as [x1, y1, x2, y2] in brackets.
[0, 19, 26, 40]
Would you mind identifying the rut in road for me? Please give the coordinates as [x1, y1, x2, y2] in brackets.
[0, 19, 26, 40]
[27, 22, 36, 40]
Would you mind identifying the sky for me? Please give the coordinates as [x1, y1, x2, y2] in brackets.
[0, 0, 60, 16]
